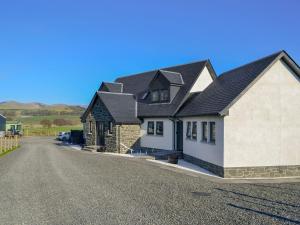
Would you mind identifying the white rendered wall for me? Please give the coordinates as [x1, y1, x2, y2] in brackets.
[140, 118, 174, 150]
[181, 117, 224, 166]
[224, 59, 300, 167]
[190, 66, 213, 93]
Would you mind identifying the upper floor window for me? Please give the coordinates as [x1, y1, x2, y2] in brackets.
[156, 121, 164, 135]
[210, 122, 216, 143]
[192, 122, 197, 140]
[151, 91, 159, 102]
[202, 122, 208, 142]
[151, 89, 169, 103]
[147, 121, 154, 135]
[186, 122, 191, 139]
[160, 90, 169, 102]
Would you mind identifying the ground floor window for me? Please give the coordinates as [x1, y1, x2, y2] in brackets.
[210, 122, 216, 143]
[156, 121, 164, 135]
[202, 122, 208, 142]
[108, 121, 113, 134]
[89, 121, 93, 133]
[147, 121, 154, 135]
[186, 121, 191, 139]
[192, 122, 197, 140]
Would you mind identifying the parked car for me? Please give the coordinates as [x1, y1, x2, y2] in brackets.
[58, 132, 70, 141]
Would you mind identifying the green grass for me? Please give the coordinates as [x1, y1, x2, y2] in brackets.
[23, 125, 83, 136]
[19, 115, 81, 126]
[0, 145, 20, 157]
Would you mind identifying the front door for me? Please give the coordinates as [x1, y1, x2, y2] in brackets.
[96, 121, 105, 146]
[176, 121, 183, 151]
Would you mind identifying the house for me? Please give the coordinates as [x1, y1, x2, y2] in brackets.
[0, 114, 6, 131]
[81, 50, 300, 178]
[6, 121, 23, 135]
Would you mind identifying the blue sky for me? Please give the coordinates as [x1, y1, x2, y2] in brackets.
[0, 0, 299, 105]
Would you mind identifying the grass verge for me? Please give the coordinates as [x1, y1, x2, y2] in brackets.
[0, 145, 20, 157]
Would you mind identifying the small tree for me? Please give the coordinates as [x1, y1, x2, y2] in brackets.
[40, 119, 52, 128]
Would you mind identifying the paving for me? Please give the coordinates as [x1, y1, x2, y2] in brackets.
[0, 137, 299, 225]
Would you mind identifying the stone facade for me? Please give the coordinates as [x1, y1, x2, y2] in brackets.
[117, 124, 140, 154]
[224, 165, 300, 178]
[83, 98, 114, 147]
[183, 153, 300, 178]
[82, 97, 140, 153]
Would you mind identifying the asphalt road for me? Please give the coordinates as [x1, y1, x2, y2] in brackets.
[0, 137, 299, 225]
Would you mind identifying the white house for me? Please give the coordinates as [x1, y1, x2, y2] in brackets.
[82, 50, 300, 178]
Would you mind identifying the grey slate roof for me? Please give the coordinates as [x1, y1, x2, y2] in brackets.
[158, 70, 184, 85]
[99, 82, 123, 93]
[116, 60, 214, 117]
[97, 92, 140, 124]
[176, 51, 299, 117]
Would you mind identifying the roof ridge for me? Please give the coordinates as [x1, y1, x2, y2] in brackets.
[219, 50, 284, 77]
[103, 82, 123, 85]
[115, 59, 208, 81]
[97, 91, 133, 96]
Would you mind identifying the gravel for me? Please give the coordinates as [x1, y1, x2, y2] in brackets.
[0, 137, 299, 225]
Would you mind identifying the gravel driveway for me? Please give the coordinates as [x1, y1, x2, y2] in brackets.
[0, 137, 299, 225]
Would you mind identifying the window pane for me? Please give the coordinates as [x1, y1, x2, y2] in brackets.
[202, 122, 207, 141]
[147, 121, 154, 135]
[192, 122, 197, 140]
[151, 91, 159, 102]
[156, 121, 163, 135]
[160, 90, 169, 102]
[186, 122, 191, 138]
[108, 122, 113, 134]
[89, 121, 92, 133]
[210, 122, 216, 143]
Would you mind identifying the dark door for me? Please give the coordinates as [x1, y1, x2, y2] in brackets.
[96, 121, 105, 146]
[176, 121, 183, 151]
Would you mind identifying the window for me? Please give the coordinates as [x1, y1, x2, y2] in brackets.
[156, 121, 164, 135]
[151, 90, 169, 103]
[186, 122, 191, 139]
[160, 90, 169, 102]
[108, 122, 113, 134]
[151, 91, 159, 102]
[147, 121, 154, 135]
[210, 122, 216, 143]
[202, 122, 208, 142]
[89, 121, 93, 133]
[192, 122, 197, 140]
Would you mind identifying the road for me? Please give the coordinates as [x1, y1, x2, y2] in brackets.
[0, 137, 299, 225]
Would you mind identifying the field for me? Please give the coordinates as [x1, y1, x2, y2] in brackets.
[23, 125, 83, 136]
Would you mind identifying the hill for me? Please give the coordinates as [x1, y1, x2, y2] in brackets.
[0, 101, 85, 135]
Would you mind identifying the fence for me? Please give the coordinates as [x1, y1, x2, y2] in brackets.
[0, 137, 20, 154]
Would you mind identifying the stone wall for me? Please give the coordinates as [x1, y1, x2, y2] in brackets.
[224, 165, 300, 178]
[83, 98, 114, 146]
[184, 153, 300, 178]
[118, 124, 140, 154]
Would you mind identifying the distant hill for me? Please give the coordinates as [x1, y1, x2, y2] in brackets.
[0, 101, 85, 112]
[0, 101, 86, 128]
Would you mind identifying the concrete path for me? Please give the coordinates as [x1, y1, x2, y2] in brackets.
[0, 137, 299, 225]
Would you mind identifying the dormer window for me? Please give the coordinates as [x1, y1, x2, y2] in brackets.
[160, 90, 169, 102]
[151, 91, 160, 102]
[151, 89, 169, 103]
